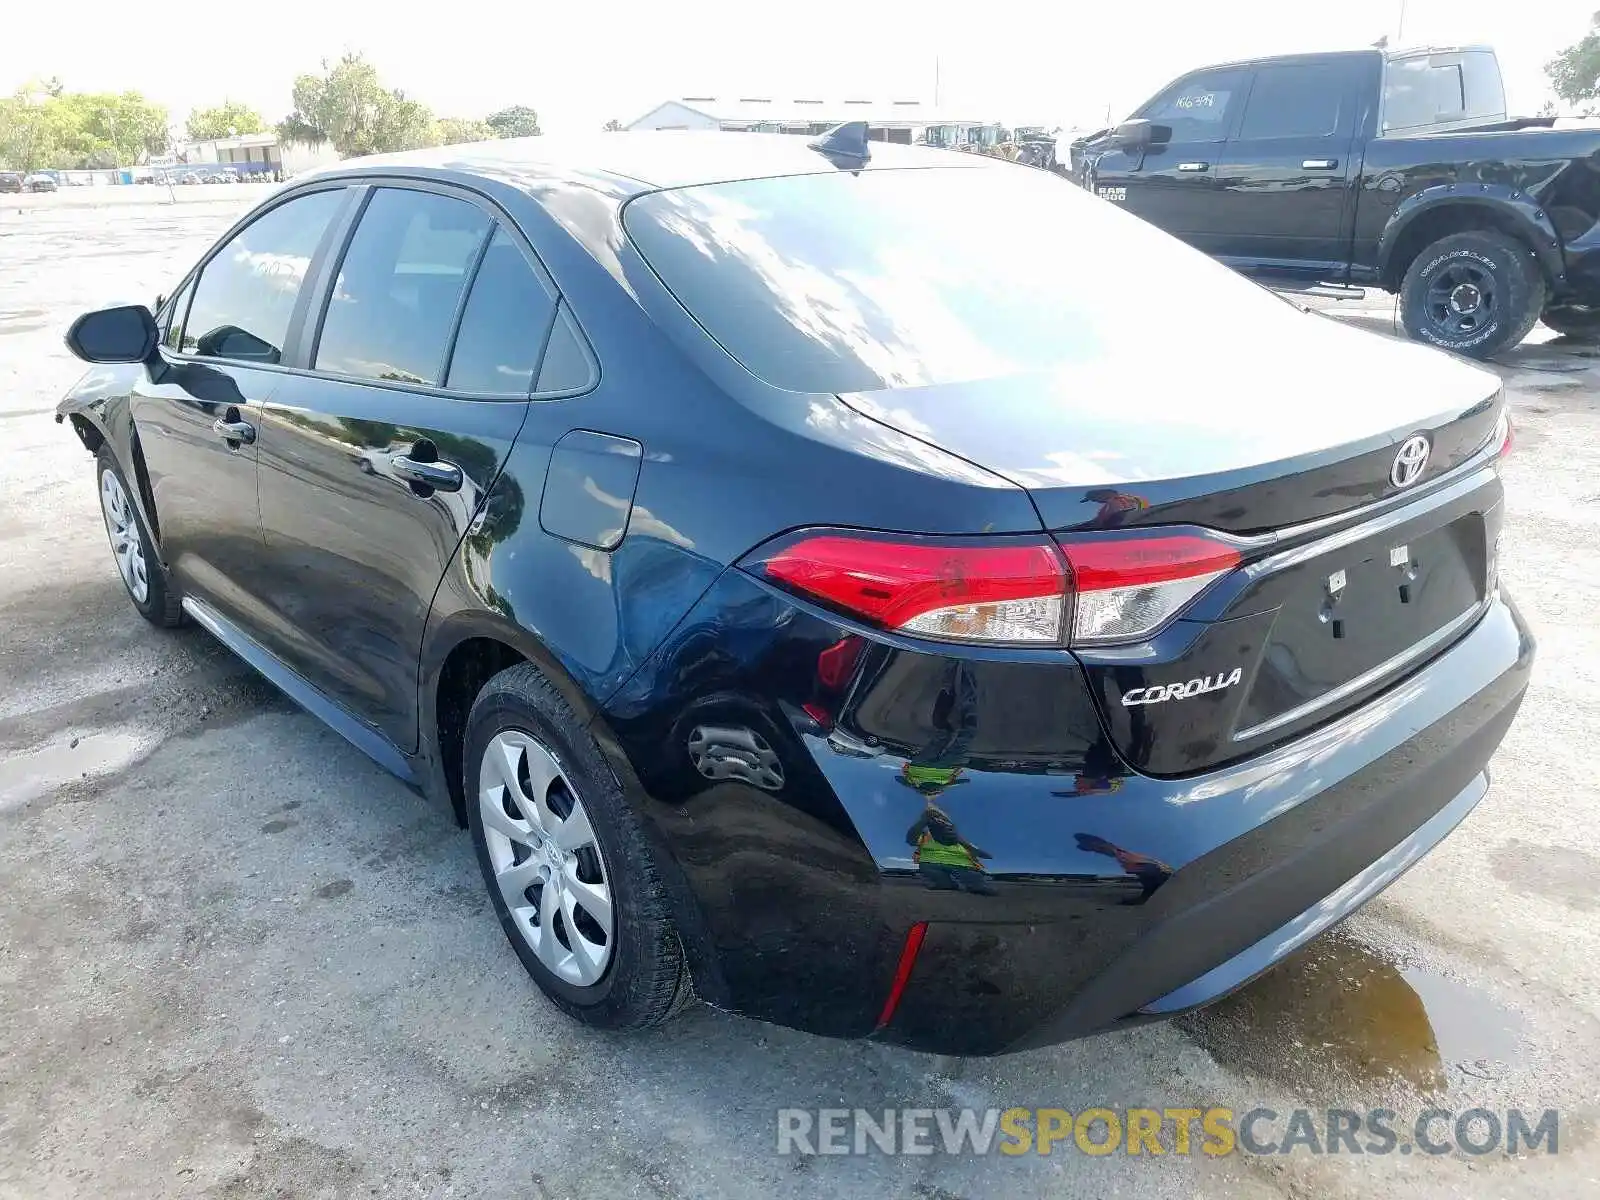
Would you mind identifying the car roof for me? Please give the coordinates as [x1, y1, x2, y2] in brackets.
[1180, 48, 1383, 74]
[1181, 44, 1492, 75]
[301, 131, 991, 197]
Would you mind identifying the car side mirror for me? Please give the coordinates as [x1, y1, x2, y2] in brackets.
[1111, 120, 1168, 150]
[65, 304, 158, 364]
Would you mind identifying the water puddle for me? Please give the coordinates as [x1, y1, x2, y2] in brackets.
[0, 729, 148, 810]
[1180, 932, 1523, 1097]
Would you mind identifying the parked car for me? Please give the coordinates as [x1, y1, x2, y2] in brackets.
[0, 172, 23, 194]
[24, 173, 58, 193]
[1069, 45, 1600, 357]
[56, 130, 1532, 1055]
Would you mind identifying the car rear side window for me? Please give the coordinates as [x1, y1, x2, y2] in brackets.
[535, 304, 596, 393]
[1236, 64, 1349, 140]
[315, 188, 491, 386]
[1142, 69, 1248, 141]
[444, 228, 557, 394]
[182, 188, 344, 363]
[624, 166, 1294, 395]
[1382, 53, 1503, 133]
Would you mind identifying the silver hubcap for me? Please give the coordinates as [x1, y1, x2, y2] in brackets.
[478, 731, 614, 986]
[99, 469, 149, 604]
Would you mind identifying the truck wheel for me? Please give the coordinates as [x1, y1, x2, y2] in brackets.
[1540, 302, 1600, 342]
[1399, 231, 1546, 359]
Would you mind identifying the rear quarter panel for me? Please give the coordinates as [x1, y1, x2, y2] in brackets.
[1354, 128, 1600, 284]
[418, 175, 1045, 718]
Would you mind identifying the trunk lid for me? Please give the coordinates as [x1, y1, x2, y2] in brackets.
[838, 315, 1505, 774]
[836, 311, 1502, 534]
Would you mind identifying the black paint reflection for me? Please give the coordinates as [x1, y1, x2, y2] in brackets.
[1074, 833, 1173, 903]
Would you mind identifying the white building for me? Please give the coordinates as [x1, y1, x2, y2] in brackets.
[625, 98, 987, 144]
[167, 133, 340, 178]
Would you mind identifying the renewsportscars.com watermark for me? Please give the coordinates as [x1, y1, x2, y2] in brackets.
[777, 1107, 1561, 1158]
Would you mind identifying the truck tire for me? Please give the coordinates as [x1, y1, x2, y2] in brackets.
[1540, 302, 1600, 342]
[1398, 231, 1546, 360]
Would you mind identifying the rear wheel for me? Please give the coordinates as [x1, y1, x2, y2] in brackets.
[96, 446, 181, 627]
[1398, 231, 1546, 359]
[464, 662, 692, 1029]
[1540, 302, 1600, 342]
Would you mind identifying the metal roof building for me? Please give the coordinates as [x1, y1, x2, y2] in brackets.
[624, 98, 988, 143]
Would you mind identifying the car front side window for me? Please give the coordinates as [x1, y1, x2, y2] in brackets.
[159, 278, 195, 353]
[181, 188, 346, 364]
[1142, 70, 1248, 142]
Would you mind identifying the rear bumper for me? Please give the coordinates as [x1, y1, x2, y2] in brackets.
[884, 591, 1532, 1054]
[600, 573, 1533, 1056]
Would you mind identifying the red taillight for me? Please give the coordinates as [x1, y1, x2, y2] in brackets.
[746, 527, 1239, 647]
[751, 533, 1068, 645]
[1056, 532, 1241, 644]
[1495, 412, 1514, 458]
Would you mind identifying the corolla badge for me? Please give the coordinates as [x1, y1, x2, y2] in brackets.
[1122, 668, 1243, 707]
[1390, 435, 1431, 488]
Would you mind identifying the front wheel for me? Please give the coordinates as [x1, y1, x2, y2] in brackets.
[1540, 302, 1600, 342]
[1398, 231, 1546, 360]
[96, 447, 182, 627]
[464, 662, 692, 1030]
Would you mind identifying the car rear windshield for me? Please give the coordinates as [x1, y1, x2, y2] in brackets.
[623, 164, 1291, 394]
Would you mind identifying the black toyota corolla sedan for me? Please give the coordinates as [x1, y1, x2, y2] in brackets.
[57, 129, 1533, 1055]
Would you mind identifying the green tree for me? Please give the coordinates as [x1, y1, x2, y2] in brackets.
[602, 118, 624, 132]
[277, 53, 436, 157]
[0, 92, 58, 171]
[486, 105, 541, 138]
[1547, 12, 1600, 111]
[0, 86, 167, 169]
[187, 100, 266, 141]
[435, 117, 494, 146]
[58, 92, 170, 166]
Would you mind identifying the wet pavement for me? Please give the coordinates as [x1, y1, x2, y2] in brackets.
[2, 201, 1599, 1198]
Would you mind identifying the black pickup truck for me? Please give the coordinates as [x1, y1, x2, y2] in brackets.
[1069, 46, 1600, 358]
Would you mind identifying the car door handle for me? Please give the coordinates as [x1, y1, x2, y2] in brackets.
[1302, 158, 1339, 170]
[1177, 161, 1210, 172]
[391, 454, 463, 493]
[211, 417, 255, 445]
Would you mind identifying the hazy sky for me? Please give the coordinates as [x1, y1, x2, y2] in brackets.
[2, 0, 1593, 134]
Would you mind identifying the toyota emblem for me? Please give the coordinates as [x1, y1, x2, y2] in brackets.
[1390, 435, 1431, 488]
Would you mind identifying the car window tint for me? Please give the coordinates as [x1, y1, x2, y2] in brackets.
[161, 278, 195, 352]
[1383, 54, 1501, 132]
[624, 166, 1300, 394]
[444, 228, 557, 394]
[535, 304, 595, 393]
[315, 188, 491, 386]
[1142, 70, 1247, 141]
[1237, 64, 1348, 140]
[182, 189, 344, 362]
[1460, 52, 1506, 120]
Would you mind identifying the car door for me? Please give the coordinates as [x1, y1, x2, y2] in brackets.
[1214, 60, 1368, 277]
[252, 182, 572, 752]
[130, 185, 351, 632]
[1091, 67, 1249, 254]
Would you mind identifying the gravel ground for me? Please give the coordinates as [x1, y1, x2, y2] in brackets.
[1, 199, 1598, 1199]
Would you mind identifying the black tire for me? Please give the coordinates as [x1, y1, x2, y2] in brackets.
[1398, 231, 1547, 359]
[94, 446, 182, 628]
[464, 662, 692, 1029]
[1540, 302, 1600, 342]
